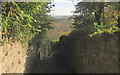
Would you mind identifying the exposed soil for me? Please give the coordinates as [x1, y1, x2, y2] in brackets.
[2, 42, 26, 73]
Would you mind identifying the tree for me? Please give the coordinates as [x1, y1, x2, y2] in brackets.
[74, 2, 104, 25]
[72, 1, 119, 35]
[2, 2, 54, 43]
[72, 2, 96, 34]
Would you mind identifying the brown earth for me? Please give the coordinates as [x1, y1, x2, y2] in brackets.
[2, 41, 26, 73]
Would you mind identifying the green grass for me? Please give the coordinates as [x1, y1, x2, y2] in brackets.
[51, 39, 59, 43]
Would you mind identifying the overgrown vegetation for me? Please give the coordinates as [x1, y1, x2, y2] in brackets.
[2, 2, 54, 44]
[71, 1, 120, 36]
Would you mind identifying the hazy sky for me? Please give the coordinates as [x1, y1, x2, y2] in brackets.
[49, 0, 81, 16]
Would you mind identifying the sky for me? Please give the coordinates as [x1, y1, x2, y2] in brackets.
[49, 0, 81, 16]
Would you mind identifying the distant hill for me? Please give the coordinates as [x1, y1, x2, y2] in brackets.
[52, 15, 71, 19]
[46, 15, 74, 40]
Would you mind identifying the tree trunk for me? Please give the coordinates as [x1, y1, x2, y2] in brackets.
[95, 3, 104, 25]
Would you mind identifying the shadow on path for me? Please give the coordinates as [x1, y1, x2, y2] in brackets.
[30, 60, 76, 73]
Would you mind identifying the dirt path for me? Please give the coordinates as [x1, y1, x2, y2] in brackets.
[30, 61, 75, 73]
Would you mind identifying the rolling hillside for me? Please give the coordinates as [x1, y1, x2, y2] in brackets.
[46, 16, 74, 40]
